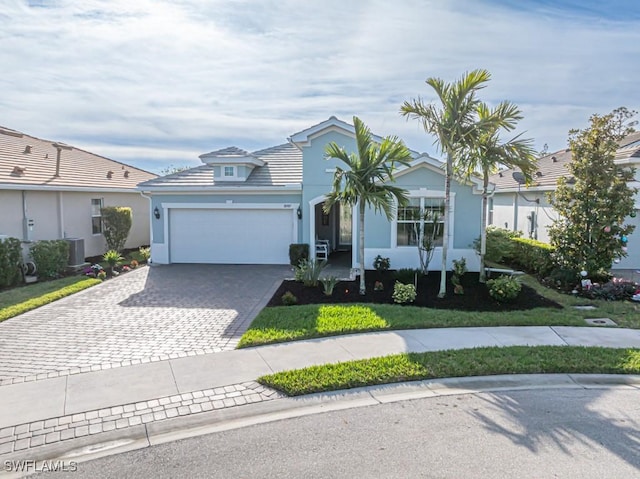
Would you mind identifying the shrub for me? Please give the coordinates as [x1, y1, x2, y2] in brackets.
[321, 276, 339, 296]
[373, 255, 390, 272]
[29, 240, 69, 279]
[294, 258, 327, 287]
[392, 281, 416, 304]
[487, 275, 522, 303]
[281, 291, 298, 306]
[580, 278, 639, 301]
[511, 238, 555, 277]
[101, 206, 132, 252]
[130, 259, 139, 268]
[0, 237, 22, 288]
[393, 268, 420, 285]
[97, 270, 107, 280]
[475, 227, 522, 264]
[289, 244, 310, 266]
[374, 280, 384, 291]
[103, 250, 124, 275]
[451, 258, 467, 295]
[130, 246, 152, 263]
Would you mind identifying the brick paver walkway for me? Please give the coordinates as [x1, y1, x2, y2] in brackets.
[0, 264, 289, 386]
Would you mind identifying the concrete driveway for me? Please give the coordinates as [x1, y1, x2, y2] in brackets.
[0, 264, 290, 386]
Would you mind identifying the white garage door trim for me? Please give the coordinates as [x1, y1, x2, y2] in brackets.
[162, 202, 298, 264]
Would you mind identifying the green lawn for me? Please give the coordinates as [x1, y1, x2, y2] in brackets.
[0, 276, 101, 322]
[238, 274, 640, 348]
[259, 346, 640, 396]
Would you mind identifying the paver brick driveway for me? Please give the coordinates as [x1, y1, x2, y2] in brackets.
[0, 264, 290, 386]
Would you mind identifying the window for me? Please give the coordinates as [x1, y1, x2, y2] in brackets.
[91, 198, 103, 234]
[396, 197, 444, 247]
[223, 166, 235, 177]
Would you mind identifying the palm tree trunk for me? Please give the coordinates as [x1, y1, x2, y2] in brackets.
[438, 152, 452, 298]
[479, 172, 489, 283]
[359, 200, 366, 295]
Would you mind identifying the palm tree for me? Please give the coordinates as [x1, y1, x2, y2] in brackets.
[324, 116, 413, 295]
[456, 101, 538, 282]
[400, 69, 494, 298]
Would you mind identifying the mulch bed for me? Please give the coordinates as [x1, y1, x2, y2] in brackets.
[268, 271, 563, 312]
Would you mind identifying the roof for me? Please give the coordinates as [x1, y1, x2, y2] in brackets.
[138, 143, 302, 190]
[491, 131, 640, 192]
[0, 125, 156, 191]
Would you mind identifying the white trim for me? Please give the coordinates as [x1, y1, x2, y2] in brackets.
[0, 184, 142, 193]
[391, 157, 487, 194]
[308, 194, 327, 263]
[137, 185, 302, 193]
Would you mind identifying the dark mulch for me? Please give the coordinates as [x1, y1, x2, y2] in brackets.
[268, 271, 563, 312]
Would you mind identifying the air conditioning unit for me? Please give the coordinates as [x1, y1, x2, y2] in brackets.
[66, 238, 85, 267]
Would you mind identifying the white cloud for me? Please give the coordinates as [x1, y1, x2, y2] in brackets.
[1, 0, 639, 173]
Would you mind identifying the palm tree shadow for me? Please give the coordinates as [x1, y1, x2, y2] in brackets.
[468, 387, 640, 469]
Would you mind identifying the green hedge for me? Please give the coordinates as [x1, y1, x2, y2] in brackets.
[0, 237, 22, 287]
[289, 243, 309, 266]
[29, 240, 70, 279]
[510, 237, 555, 277]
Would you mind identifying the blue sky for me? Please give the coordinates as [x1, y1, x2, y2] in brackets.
[1, 0, 639, 173]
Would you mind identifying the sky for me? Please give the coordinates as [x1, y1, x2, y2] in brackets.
[1, 0, 639, 174]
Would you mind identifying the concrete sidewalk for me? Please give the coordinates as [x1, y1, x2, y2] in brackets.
[1, 326, 640, 467]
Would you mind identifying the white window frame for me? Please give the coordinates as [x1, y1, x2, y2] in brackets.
[91, 198, 103, 235]
[223, 166, 236, 178]
[391, 190, 454, 249]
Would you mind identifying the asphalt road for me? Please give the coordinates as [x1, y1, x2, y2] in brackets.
[40, 387, 640, 478]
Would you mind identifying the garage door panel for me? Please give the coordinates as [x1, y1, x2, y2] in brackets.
[169, 208, 293, 264]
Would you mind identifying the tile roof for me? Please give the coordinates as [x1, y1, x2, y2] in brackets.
[138, 143, 302, 189]
[491, 132, 640, 191]
[0, 126, 156, 190]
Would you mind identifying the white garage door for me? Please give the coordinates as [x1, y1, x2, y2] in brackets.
[169, 208, 294, 264]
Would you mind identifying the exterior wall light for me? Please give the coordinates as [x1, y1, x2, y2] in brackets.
[297, 206, 302, 220]
[154, 207, 161, 219]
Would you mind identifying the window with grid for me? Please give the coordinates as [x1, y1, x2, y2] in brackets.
[396, 197, 445, 247]
[223, 166, 235, 177]
[91, 198, 103, 234]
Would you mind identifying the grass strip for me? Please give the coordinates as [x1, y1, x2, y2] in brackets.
[238, 303, 587, 348]
[258, 346, 640, 396]
[0, 277, 102, 322]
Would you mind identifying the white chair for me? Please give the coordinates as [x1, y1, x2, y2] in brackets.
[315, 239, 329, 260]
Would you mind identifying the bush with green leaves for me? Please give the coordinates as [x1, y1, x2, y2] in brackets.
[474, 227, 522, 264]
[487, 275, 522, 303]
[289, 244, 309, 266]
[373, 255, 390, 272]
[451, 258, 467, 295]
[30, 240, 69, 279]
[511, 238, 555, 278]
[392, 281, 416, 304]
[321, 276, 339, 296]
[294, 258, 327, 287]
[393, 268, 419, 285]
[580, 278, 638, 301]
[103, 250, 124, 275]
[0, 237, 22, 287]
[281, 291, 298, 306]
[101, 206, 132, 252]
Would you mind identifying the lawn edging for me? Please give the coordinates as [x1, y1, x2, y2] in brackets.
[258, 346, 640, 396]
[0, 277, 102, 322]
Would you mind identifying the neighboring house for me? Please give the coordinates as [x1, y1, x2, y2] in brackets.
[489, 131, 640, 271]
[0, 125, 157, 259]
[138, 116, 488, 271]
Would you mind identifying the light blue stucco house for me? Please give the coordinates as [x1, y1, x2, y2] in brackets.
[138, 117, 488, 271]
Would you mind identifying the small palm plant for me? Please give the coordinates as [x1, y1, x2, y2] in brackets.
[103, 250, 124, 277]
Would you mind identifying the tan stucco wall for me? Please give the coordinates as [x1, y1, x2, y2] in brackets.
[0, 189, 150, 258]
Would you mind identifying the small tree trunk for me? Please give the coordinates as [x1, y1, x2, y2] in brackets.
[438, 152, 452, 298]
[479, 172, 489, 283]
[359, 200, 366, 295]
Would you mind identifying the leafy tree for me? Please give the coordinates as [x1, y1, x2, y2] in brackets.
[324, 116, 413, 295]
[401, 69, 500, 297]
[457, 101, 537, 282]
[101, 206, 133, 253]
[548, 108, 638, 277]
[159, 165, 191, 176]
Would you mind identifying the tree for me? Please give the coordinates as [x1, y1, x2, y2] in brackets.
[456, 101, 537, 282]
[401, 69, 495, 297]
[324, 116, 413, 295]
[101, 206, 133, 252]
[548, 108, 638, 278]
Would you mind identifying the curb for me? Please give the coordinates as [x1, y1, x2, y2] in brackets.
[2, 373, 639, 477]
